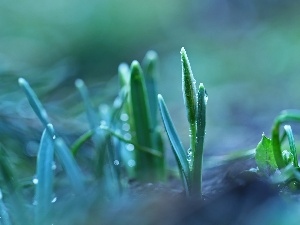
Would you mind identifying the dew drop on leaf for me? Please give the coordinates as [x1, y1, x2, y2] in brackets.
[114, 160, 120, 166]
[122, 123, 130, 131]
[120, 113, 129, 122]
[32, 177, 38, 185]
[52, 161, 57, 170]
[126, 144, 134, 151]
[128, 159, 136, 167]
[51, 196, 57, 203]
[124, 133, 132, 140]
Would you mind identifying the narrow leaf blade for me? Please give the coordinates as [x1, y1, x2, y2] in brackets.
[158, 94, 189, 185]
[143, 50, 159, 129]
[75, 79, 99, 129]
[130, 60, 156, 181]
[54, 138, 84, 194]
[192, 83, 207, 196]
[35, 124, 55, 224]
[18, 78, 50, 127]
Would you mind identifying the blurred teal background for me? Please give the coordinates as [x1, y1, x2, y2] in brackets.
[1, 0, 300, 155]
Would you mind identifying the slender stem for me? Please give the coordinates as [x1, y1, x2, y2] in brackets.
[100, 125, 162, 157]
[71, 130, 94, 155]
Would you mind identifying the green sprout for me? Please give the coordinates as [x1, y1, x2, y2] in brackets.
[255, 110, 300, 187]
[3, 47, 300, 224]
[158, 47, 207, 196]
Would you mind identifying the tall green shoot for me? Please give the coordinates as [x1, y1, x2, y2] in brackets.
[158, 47, 207, 196]
[130, 61, 159, 181]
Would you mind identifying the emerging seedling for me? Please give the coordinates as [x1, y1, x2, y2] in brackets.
[158, 47, 207, 196]
[255, 110, 300, 187]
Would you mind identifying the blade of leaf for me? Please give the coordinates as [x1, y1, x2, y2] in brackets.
[18, 78, 50, 129]
[35, 124, 55, 224]
[118, 63, 130, 87]
[75, 79, 99, 129]
[143, 51, 165, 180]
[192, 83, 207, 196]
[157, 94, 190, 186]
[130, 60, 156, 181]
[142, 50, 159, 129]
[54, 138, 84, 194]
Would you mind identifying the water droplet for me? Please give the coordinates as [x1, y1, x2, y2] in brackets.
[120, 113, 129, 122]
[128, 159, 136, 167]
[51, 196, 57, 203]
[124, 133, 132, 140]
[52, 135, 56, 140]
[33, 200, 38, 206]
[114, 160, 120, 166]
[33, 177, 38, 185]
[126, 144, 134, 151]
[99, 104, 109, 114]
[99, 120, 108, 129]
[204, 89, 208, 105]
[122, 123, 130, 132]
[204, 96, 208, 105]
[52, 162, 57, 170]
[113, 98, 122, 108]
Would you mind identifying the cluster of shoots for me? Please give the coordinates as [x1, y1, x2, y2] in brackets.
[1, 47, 300, 224]
[0, 50, 166, 224]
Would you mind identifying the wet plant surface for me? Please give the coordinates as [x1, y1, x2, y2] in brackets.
[1, 48, 300, 225]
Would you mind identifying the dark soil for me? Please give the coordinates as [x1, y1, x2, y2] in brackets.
[99, 157, 293, 225]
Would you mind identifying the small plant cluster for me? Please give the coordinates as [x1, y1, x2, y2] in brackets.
[255, 110, 300, 188]
[0, 47, 300, 224]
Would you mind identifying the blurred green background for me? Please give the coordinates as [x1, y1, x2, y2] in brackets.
[1, 0, 300, 156]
